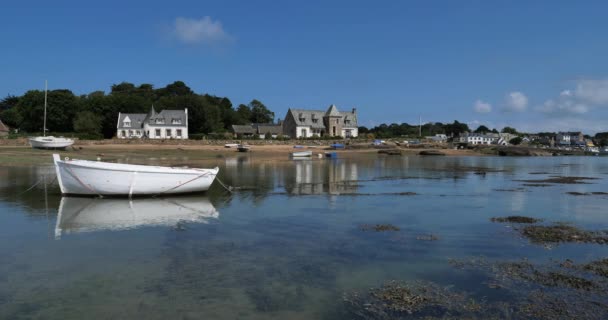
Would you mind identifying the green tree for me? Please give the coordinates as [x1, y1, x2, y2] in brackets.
[474, 125, 490, 133]
[236, 104, 252, 124]
[509, 137, 523, 145]
[249, 99, 274, 123]
[73, 111, 102, 136]
[501, 126, 518, 134]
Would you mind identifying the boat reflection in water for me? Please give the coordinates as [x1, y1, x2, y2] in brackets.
[55, 196, 218, 239]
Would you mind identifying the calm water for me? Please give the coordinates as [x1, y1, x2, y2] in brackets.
[1, 154, 608, 319]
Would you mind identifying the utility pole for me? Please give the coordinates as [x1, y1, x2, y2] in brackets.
[419, 115, 422, 137]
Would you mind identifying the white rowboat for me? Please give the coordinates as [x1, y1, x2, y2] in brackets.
[52, 154, 219, 196]
[30, 136, 75, 149]
[290, 151, 313, 157]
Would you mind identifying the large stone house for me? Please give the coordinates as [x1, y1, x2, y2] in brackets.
[282, 104, 358, 138]
[117, 107, 188, 139]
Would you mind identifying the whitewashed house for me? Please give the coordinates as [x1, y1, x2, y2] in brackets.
[117, 107, 188, 139]
[458, 132, 497, 145]
[282, 104, 358, 138]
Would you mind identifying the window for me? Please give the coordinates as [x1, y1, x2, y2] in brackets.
[155, 119, 165, 124]
[176, 129, 182, 137]
[136, 130, 140, 135]
[345, 120, 350, 125]
[312, 119, 318, 123]
[121, 130, 126, 137]
[129, 130, 133, 136]
[155, 129, 161, 137]
[166, 129, 171, 137]
[336, 119, 339, 124]
[345, 129, 352, 138]
[172, 118, 182, 124]
[300, 129, 306, 137]
[124, 121, 131, 127]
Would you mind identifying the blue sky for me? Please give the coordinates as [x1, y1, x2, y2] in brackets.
[2, 0, 608, 133]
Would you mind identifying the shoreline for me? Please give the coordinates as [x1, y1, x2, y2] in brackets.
[0, 143, 487, 167]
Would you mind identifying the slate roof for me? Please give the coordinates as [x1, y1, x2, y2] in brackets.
[232, 125, 256, 134]
[256, 124, 283, 135]
[117, 108, 188, 129]
[148, 109, 187, 127]
[117, 113, 147, 129]
[289, 105, 358, 128]
[0, 119, 9, 132]
[289, 109, 327, 129]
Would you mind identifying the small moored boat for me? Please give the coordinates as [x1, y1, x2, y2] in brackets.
[30, 81, 74, 149]
[224, 143, 239, 148]
[52, 154, 218, 197]
[291, 151, 313, 157]
[237, 144, 251, 152]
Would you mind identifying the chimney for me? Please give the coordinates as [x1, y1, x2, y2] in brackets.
[352, 107, 357, 114]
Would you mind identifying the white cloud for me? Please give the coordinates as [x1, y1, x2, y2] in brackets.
[473, 99, 492, 113]
[170, 16, 232, 45]
[534, 79, 608, 115]
[504, 91, 528, 112]
[573, 79, 608, 104]
[538, 99, 588, 114]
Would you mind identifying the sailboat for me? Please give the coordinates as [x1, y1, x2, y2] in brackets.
[29, 81, 74, 149]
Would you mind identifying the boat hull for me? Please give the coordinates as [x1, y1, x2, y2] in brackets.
[53, 154, 218, 196]
[30, 137, 74, 149]
[291, 151, 312, 157]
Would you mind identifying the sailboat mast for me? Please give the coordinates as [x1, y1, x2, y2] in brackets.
[43, 80, 47, 137]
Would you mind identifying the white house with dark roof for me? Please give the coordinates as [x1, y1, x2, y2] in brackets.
[282, 104, 358, 138]
[117, 106, 188, 139]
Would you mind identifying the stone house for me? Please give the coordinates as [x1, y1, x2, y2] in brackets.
[282, 104, 358, 138]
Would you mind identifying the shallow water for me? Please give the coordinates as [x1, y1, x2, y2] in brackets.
[1, 154, 608, 319]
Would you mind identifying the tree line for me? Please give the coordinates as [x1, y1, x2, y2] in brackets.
[0, 81, 275, 138]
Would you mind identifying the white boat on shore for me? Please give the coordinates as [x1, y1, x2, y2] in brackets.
[237, 144, 251, 152]
[290, 151, 313, 158]
[55, 196, 218, 239]
[30, 81, 74, 149]
[224, 143, 239, 148]
[30, 136, 75, 149]
[52, 154, 219, 196]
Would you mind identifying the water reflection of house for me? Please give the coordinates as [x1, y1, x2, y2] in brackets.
[288, 160, 358, 195]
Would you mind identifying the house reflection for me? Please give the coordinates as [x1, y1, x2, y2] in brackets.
[55, 196, 218, 239]
[287, 159, 358, 195]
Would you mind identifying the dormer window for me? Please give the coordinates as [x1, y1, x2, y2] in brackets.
[172, 118, 182, 125]
[312, 119, 318, 123]
[345, 120, 350, 125]
[155, 119, 165, 124]
[124, 121, 131, 127]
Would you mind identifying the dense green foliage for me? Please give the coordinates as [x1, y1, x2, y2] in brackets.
[0, 81, 273, 138]
[509, 137, 523, 145]
[358, 120, 471, 138]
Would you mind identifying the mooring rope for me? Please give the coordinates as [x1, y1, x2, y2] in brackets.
[214, 176, 234, 193]
[17, 175, 57, 196]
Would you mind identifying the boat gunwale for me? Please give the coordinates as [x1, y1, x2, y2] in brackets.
[56, 159, 219, 175]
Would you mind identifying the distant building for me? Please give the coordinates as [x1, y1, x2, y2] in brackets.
[117, 106, 188, 139]
[556, 132, 584, 146]
[0, 119, 9, 137]
[231, 123, 283, 139]
[458, 132, 498, 145]
[282, 104, 358, 138]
